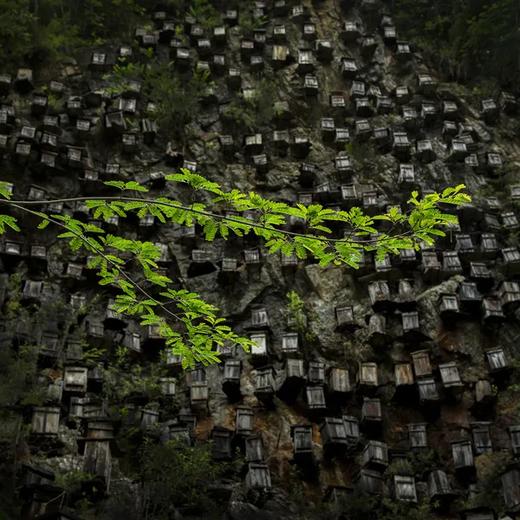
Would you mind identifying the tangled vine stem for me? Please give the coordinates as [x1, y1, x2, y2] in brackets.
[0, 174, 471, 367]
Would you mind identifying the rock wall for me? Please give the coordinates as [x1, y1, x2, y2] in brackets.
[1, 1, 520, 519]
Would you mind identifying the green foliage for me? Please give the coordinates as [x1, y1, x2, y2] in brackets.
[221, 99, 256, 131]
[74, 0, 145, 41]
[385, 458, 414, 477]
[408, 449, 441, 477]
[0, 411, 20, 444]
[104, 59, 212, 137]
[138, 439, 226, 517]
[460, 451, 511, 514]
[249, 78, 280, 126]
[394, 0, 520, 86]
[3, 270, 23, 318]
[145, 65, 211, 136]
[31, 3, 85, 62]
[0, 214, 20, 233]
[313, 484, 430, 520]
[324, 489, 380, 519]
[345, 141, 370, 164]
[104, 180, 149, 192]
[500, 359, 520, 419]
[82, 344, 105, 364]
[0, 345, 44, 408]
[54, 469, 95, 492]
[0, 183, 12, 201]
[188, 0, 221, 30]
[45, 91, 63, 112]
[238, 7, 268, 35]
[286, 291, 317, 344]
[103, 62, 147, 97]
[0, 0, 35, 67]
[287, 291, 305, 317]
[344, 141, 385, 178]
[102, 349, 166, 401]
[379, 498, 432, 520]
[222, 78, 280, 131]
[0, 0, 146, 68]
[0, 175, 470, 368]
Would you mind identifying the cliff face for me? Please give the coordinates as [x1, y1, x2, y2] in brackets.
[1, 1, 520, 519]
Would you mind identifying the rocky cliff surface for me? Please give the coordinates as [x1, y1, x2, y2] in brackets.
[0, 1, 520, 519]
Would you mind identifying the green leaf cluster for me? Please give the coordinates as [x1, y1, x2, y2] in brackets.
[188, 0, 221, 30]
[0, 172, 470, 368]
[0, 0, 145, 68]
[394, 0, 520, 87]
[221, 78, 280, 131]
[136, 438, 229, 517]
[104, 58, 213, 137]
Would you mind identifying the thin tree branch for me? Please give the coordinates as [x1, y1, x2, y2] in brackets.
[1, 196, 418, 245]
[11, 203, 184, 324]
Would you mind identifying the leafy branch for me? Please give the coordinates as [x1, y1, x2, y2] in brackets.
[0, 174, 470, 367]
